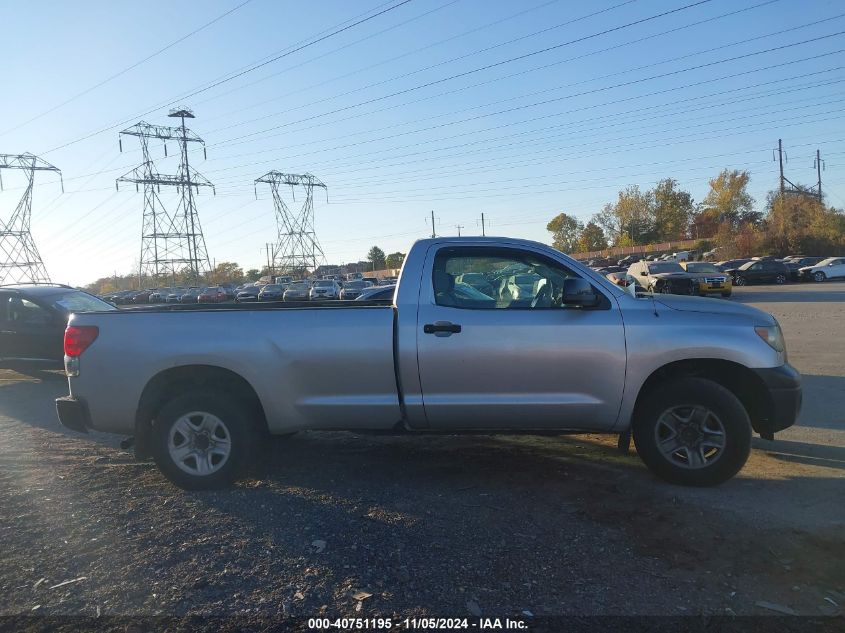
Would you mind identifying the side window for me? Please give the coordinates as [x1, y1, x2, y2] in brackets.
[8, 298, 51, 325]
[432, 247, 590, 310]
[750, 263, 762, 271]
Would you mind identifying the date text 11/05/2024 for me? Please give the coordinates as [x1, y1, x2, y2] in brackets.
[307, 617, 529, 629]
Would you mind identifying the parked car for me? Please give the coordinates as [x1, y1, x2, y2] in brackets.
[784, 257, 824, 281]
[679, 262, 732, 297]
[455, 272, 495, 297]
[309, 279, 341, 300]
[148, 288, 174, 303]
[57, 236, 801, 490]
[130, 289, 158, 304]
[798, 257, 845, 282]
[197, 287, 227, 303]
[617, 254, 644, 267]
[236, 286, 261, 303]
[626, 260, 697, 295]
[339, 279, 367, 300]
[283, 281, 311, 301]
[703, 247, 722, 260]
[179, 288, 202, 303]
[726, 260, 790, 286]
[715, 259, 751, 272]
[165, 287, 188, 303]
[105, 290, 138, 305]
[356, 285, 396, 301]
[258, 284, 286, 301]
[0, 284, 116, 363]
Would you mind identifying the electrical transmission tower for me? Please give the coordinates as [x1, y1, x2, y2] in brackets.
[254, 172, 327, 278]
[774, 138, 823, 202]
[116, 108, 213, 283]
[0, 153, 62, 284]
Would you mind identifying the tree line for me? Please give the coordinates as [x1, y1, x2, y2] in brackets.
[546, 169, 845, 258]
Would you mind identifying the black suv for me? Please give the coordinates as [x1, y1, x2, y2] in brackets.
[0, 284, 116, 363]
[725, 260, 790, 286]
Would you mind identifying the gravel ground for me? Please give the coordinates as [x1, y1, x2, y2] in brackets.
[0, 283, 843, 630]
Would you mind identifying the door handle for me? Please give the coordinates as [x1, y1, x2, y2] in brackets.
[424, 321, 462, 336]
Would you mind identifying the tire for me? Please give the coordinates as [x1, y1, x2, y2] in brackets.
[152, 390, 255, 490]
[775, 274, 786, 284]
[733, 275, 746, 286]
[632, 377, 751, 486]
[814, 271, 826, 283]
[720, 292, 731, 298]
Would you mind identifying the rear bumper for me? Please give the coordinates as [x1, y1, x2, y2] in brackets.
[55, 396, 91, 433]
[752, 364, 802, 439]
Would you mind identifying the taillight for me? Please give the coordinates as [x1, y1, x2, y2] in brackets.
[64, 326, 99, 357]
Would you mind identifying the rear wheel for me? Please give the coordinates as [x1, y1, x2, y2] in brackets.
[152, 391, 254, 490]
[633, 377, 751, 486]
[814, 271, 827, 283]
[775, 274, 786, 284]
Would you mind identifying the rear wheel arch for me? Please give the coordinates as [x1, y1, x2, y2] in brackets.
[134, 365, 267, 459]
[632, 359, 773, 436]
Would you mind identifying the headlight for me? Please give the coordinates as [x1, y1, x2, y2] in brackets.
[754, 324, 786, 353]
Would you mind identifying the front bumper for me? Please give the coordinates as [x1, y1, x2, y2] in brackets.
[752, 364, 802, 439]
[55, 396, 91, 433]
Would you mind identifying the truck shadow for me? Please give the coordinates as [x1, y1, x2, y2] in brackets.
[797, 374, 845, 431]
[178, 431, 845, 616]
[0, 371, 119, 448]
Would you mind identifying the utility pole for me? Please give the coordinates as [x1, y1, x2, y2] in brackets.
[777, 138, 785, 198]
[455, 224, 464, 237]
[480, 212, 486, 236]
[814, 149, 824, 203]
[254, 171, 327, 279]
[261, 242, 275, 276]
[430, 210, 436, 238]
[0, 153, 62, 284]
[117, 107, 214, 284]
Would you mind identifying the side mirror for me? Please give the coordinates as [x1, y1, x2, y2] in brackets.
[562, 278, 598, 308]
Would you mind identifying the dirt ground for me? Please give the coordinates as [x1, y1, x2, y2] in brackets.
[0, 283, 843, 629]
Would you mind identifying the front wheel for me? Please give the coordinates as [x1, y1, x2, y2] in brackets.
[632, 377, 751, 486]
[814, 271, 827, 283]
[775, 274, 786, 284]
[152, 391, 254, 490]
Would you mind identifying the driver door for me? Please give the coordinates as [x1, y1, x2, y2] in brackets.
[415, 245, 626, 430]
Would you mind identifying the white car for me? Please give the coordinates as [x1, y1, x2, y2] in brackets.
[310, 279, 340, 299]
[799, 257, 845, 282]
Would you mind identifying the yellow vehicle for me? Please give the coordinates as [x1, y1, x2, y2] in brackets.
[680, 261, 732, 297]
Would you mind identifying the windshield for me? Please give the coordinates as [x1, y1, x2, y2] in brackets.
[51, 291, 117, 312]
[816, 257, 838, 266]
[345, 280, 365, 289]
[684, 263, 720, 273]
[262, 284, 281, 291]
[313, 280, 333, 287]
[288, 283, 309, 290]
[647, 263, 684, 273]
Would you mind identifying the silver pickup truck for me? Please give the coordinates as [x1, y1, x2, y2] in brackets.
[56, 237, 801, 490]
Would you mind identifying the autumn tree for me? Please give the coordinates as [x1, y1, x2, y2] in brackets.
[576, 221, 608, 252]
[386, 252, 406, 269]
[614, 185, 657, 246]
[367, 246, 386, 270]
[546, 212, 582, 252]
[212, 261, 244, 283]
[653, 178, 694, 241]
[700, 169, 759, 229]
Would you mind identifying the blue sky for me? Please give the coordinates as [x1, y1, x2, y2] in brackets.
[1, 0, 844, 284]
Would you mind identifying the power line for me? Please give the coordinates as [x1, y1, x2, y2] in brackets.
[40, 0, 416, 156]
[0, 0, 255, 138]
